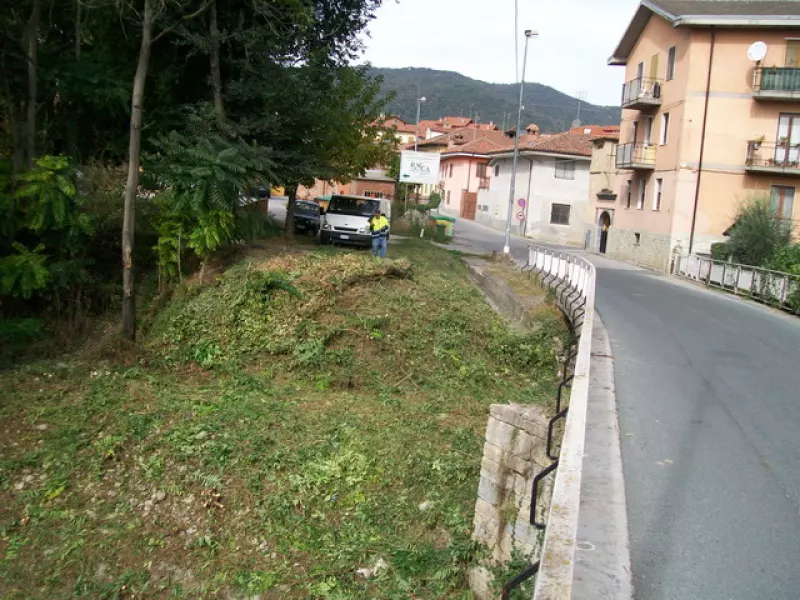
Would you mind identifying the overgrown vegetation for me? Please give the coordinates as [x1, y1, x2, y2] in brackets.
[720, 197, 793, 267]
[713, 197, 800, 309]
[0, 240, 568, 598]
[1, 0, 393, 341]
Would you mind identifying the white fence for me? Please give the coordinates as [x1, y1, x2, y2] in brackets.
[527, 246, 596, 599]
[675, 254, 800, 315]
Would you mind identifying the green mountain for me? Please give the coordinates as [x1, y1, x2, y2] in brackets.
[369, 67, 620, 134]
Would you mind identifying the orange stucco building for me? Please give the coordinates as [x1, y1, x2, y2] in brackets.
[602, 0, 800, 272]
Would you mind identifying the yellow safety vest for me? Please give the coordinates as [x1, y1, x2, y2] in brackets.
[370, 216, 389, 236]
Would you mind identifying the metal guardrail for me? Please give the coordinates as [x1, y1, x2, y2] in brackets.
[499, 246, 596, 599]
[675, 254, 800, 315]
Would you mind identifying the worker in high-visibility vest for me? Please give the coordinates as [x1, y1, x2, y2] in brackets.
[369, 208, 390, 258]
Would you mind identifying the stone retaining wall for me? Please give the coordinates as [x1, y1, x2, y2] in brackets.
[469, 404, 552, 599]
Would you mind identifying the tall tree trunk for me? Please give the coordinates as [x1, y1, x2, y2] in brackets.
[122, 0, 154, 341]
[75, 0, 81, 59]
[284, 185, 297, 240]
[24, 0, 41, 168]
[209, 0, 225, 121]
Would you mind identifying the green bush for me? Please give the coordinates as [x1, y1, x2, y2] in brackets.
[710, 242, 732, 261]
[726, 197, 792, 266]
[765, 244, 800, 274]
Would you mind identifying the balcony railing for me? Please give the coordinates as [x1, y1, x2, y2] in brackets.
[616, 143, 656, 170]
[621, 77, 662, 110]
[752, 66, 800, 100]
[745, 140, 800, 175]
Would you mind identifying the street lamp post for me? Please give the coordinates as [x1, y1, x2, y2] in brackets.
[504, 29, 538, 254]
[414, 96, 427, 152]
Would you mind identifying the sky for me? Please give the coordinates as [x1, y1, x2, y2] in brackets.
[360, 0, 641, 107]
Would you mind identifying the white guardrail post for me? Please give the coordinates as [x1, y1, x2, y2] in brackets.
[526, 245, 596, 599]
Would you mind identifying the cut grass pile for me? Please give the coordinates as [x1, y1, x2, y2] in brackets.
[0, 240, 568, 599]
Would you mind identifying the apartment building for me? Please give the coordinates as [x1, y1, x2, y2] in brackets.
[607, 0, 800, 272]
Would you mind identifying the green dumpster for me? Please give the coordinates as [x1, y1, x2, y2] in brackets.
[434, 224, 447, 243]
[434, 215, 456, 237]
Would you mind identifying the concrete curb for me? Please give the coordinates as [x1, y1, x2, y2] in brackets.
[572, 313, 634, 599]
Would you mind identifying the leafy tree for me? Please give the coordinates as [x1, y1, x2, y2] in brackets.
[726, 197, 792, 266]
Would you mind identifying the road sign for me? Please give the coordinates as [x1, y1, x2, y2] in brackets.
[518, 198, 526, 208]
[516, 210, 525, 222]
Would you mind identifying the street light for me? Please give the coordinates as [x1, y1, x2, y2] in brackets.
[504, 29, 538, 254]
[415, 96, 427, 152]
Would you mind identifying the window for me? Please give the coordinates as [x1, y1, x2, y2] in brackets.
[667, 46, 676, 80]
[554, 159, 575, 180]
[476, 163, 487, 178]
[494, 164, 500, 177]
[446, 190, 451, 205]
[636, 61, 644, 81]
[550, 203, 571, 225]
[786, 40, 800, 68]
[653, 178, 663, 210]
[776, 114, 800, 164]
[644, 117, 654, 146]
[659, 112, 670, 145]
[448, 163, 453, 178]
[649, 53, 660, 81]
[363, 191, 384, 199]
[636, 179, 646, 209]
[770, 185, 795, 221]
[634, 233, 641, 245]
[626, 180, 632, 209]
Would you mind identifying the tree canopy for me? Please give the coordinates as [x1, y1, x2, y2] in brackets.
[0, 0, 391, 338]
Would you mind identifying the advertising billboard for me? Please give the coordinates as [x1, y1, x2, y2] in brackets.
[399, 151, 441, 186]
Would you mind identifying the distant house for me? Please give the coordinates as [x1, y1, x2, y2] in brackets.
[477, 130, 596, 246]
[410, 127, 509, 200]
[298, 169, 396, 202]
[439, 137, 508, 219]
[586, 128, 621, 254]
[373, 115, 417, 146]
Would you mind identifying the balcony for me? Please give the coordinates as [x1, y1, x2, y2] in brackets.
[752, 67, 800, 101]
[621, 77, 663, 111]
[616, 143, 656, 170]
[745, 140, 800, 175]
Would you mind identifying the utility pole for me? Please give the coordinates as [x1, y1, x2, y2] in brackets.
[504, 29, 538, 254]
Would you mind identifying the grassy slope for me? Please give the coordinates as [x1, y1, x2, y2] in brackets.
[0, 240, 567, 599]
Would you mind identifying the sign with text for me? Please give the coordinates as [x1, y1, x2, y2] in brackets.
[399, 151, 441, 186]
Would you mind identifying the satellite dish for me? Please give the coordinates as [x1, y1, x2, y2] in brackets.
[748, 41, 768, 62]
[571, 119, 582, 129]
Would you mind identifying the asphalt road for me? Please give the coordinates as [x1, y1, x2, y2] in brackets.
[446, 217, 800, 599]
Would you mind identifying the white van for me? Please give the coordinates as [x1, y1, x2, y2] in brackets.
[319, 195, 391, 247]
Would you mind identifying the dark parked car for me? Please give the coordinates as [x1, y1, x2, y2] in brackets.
[293, 200, 321, 235]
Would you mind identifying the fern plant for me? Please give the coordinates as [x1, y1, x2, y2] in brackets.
[0, 243, 51, 299]
[14, 156, 78, 232]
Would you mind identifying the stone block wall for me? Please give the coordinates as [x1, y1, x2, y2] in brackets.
[469, 403, 552, 600]
[605, 228, 672, 273]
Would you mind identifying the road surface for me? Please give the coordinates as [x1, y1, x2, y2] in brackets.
[447, 217, 800, 599]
